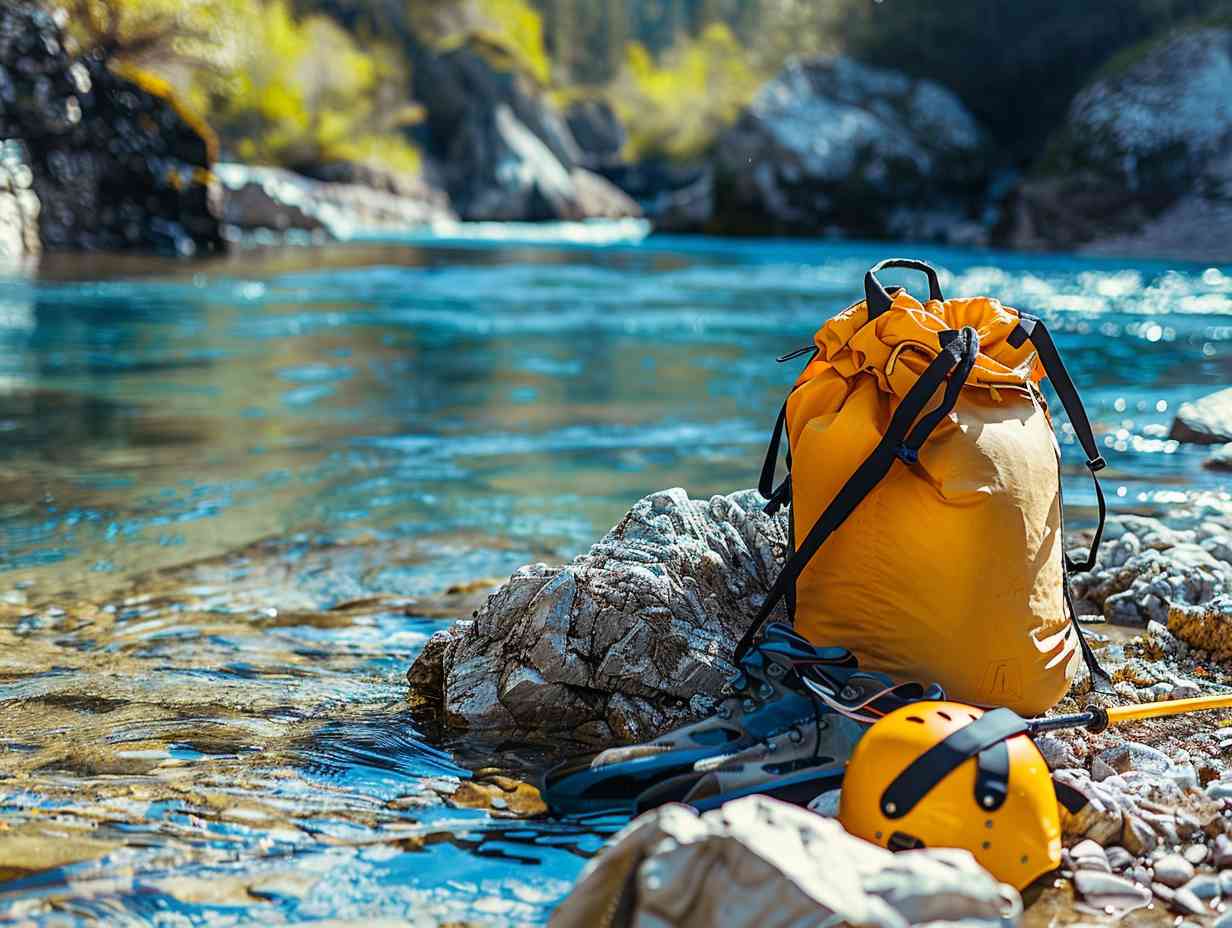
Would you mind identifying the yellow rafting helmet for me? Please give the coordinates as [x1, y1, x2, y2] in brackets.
[839, 700, 1060, 890]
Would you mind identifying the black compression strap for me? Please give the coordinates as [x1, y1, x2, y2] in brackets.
[759, 401, 788, 500]
[881, 708, 1028, 819]
[1011, 313, 1107, 572]
[734, 326, 980, 661]
[1012, 312, 1112, 692]
[1065, 578, 1114, 695]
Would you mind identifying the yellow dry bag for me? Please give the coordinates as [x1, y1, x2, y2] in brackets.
[737, 259, 1109, 716]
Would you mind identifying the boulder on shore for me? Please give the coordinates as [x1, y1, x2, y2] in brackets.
[550, 796, 1021, 928]
[711, 56, 992, 243]
[1001, 27, 1232, 261]
[216, 163, 455, 239]
[407, 488, 787, 744]
[0, 2, 223, 256]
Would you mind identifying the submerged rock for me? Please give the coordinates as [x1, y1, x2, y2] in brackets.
[408, 488, 787, 742]
[549, 796, 1020, 928]
[1171, 388, 1232, 445]
[712, 56, 991, 241]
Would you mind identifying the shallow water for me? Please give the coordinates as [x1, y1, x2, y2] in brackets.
[1, 233, 1230, 925]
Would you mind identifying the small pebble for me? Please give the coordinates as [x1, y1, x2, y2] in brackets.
[1184, 843, 1210, 866]
[1131, 864, 1153, 886]
[1074, 870, 1152, 912]
[1172, 887, 1209, 917]
[1154, 852, 1196, 888]
[1219, 870, 1232, 897]
[1209, 782, 1232, 802]
[1182, 873, 1222, 900]
[1106, 846, 1134, 871]
[1214, 910, 1232, 928]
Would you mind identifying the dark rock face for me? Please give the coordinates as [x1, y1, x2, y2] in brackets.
[712, 56, 992, 242]
[0, 2, 223, 255]
[1002, 28, 1232, 260]
[410, 39, 639, 222]
[565, 98, 626, 170]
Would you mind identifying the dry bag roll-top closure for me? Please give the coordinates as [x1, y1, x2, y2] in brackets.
[740, 259, 1109, 716]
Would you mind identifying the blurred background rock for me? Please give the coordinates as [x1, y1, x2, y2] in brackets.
[1, 0, 1230, 258]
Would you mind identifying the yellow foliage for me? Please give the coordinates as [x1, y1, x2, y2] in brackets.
[474, 0, 550, 84]
[63, 0, 423, 176]
[609, 23, 763, 162]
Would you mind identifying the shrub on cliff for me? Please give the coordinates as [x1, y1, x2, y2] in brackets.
[608, 22, 762, 162]
[61, 0, 424, 176]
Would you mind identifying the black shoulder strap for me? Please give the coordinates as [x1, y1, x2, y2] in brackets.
[880, 708, 1029, 819]
[1009, 314, 1107, 573]
[1009, 313, 1112, 694]
[735, 327, 980, 662]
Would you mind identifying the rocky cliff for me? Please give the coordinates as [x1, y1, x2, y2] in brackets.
[1001, 27, 1232, 261]
[0, 2, 224, 257]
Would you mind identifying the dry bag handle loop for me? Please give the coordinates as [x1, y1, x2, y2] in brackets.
[865, 259, 945, 319]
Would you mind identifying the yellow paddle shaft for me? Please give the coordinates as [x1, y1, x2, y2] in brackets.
[1104, 692, 1232, 726]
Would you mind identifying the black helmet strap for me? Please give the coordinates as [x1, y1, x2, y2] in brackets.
[879, 708, 1030, 820]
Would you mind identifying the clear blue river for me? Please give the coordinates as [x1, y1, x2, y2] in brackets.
[0, 232, 1229, 925]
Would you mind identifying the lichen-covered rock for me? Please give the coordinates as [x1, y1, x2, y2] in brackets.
[1169, 598, 1232, 661]
[0, 3, 224, 255]
[407, 488, 787, 742]
[1055, 767, 1227, 854]
[1003, 28, 1232, 260]
[712, 56, 991, 241]
[549, 797, 1021, 928]
[1068, 515, 1232, 627]
[1171, 388, 1232, 445]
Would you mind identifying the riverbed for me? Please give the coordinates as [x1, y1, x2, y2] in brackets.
[1, 232, 1230, 924]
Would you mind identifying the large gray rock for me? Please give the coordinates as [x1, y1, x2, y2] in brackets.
[712, 56, 991, 241]
[410, 39, 639, 222]
[216, 163, 454, 238]
[0, 2, 223, 255]
[407, 488, 788, 743]
[1171, 388, 1232, 445]
[1004, 28, 1232, 259]
[550, 797, 1021, 928]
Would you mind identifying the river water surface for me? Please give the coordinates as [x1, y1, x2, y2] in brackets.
[1, 233, 1230, 925]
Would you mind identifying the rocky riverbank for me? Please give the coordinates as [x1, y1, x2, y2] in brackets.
[4, 0, 1228, 258]
[406, 475, 1232, 922]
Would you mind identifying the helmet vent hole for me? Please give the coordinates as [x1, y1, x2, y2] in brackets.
[937, 711, 952, 721]
[906, 716, 925, 724]
[968, 713, 979, 721]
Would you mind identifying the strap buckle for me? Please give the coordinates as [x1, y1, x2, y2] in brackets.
[1086, 456, 1107, 472]
[895, 444, 919, 465]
